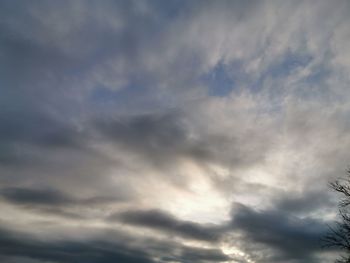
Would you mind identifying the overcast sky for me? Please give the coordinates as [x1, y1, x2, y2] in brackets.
[1, 0, 350, 262]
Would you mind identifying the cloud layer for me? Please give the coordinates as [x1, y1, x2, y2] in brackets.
[1, 0, 350, 262]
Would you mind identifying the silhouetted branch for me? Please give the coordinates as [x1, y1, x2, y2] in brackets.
[325, 170, 350, 262]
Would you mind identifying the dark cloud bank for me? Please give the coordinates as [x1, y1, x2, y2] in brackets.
[0, 184, 332, 263]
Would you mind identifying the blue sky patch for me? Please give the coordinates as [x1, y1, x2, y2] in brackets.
[201, 62, 235, 97]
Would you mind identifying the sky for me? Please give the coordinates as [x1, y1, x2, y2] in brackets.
[1, 0, 350, 262]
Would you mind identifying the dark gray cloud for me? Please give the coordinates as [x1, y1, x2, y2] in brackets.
[109, 209, 223, 242]
[0, 227, 155, 263]
[231, 203, 329, 262]
[0, 187, 74, 206]
[0, 110, 81, 148]
[94, 110, 274, 172]
[0, 187, 130, 220]
[0, 108, 85, 168]
[274, 189, 337, 215]
[0, 225, 232, 263]
[95, 112, 190, 162]
[0, 187, 128, 207]
[94, 111, 221, 170]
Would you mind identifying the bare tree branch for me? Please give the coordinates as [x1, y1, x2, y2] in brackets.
[325, 170, 350, 262]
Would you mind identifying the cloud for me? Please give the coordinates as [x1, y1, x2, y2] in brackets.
[274, 189, 337, 215]
[175, 246, 230, 262]
[0, 187, 74, 206]
[0, 224, 232, 263]
[0, 187, 129, 207]
[95, 112, 191, 164]
[109, 209, 223, 242]
[0, 227, 155, 263]
[1, 0, 350, 262]
[230, 203, 329, 262]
